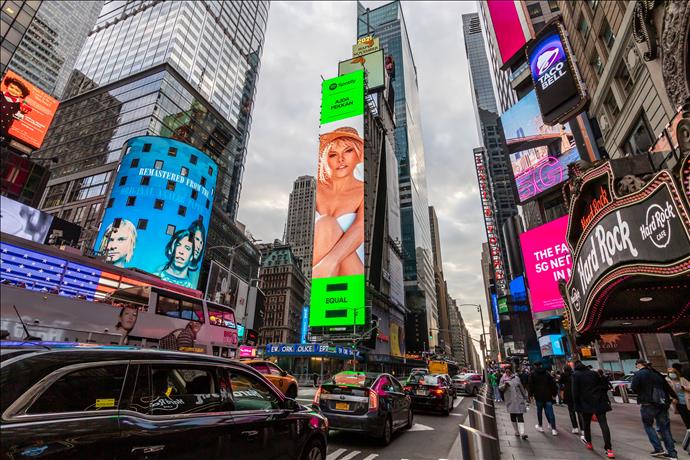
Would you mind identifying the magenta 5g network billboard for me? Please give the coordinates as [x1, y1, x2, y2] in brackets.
[95, 136, 217, 289]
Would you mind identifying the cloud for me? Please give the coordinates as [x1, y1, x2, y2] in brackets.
[239, 1, 490, 344]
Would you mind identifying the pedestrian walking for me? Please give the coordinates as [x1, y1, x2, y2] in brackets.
[631, 359, 678, 459]
[527, 361, 558, 435]
[489, 371, 502, 402]
[667, 364, 690, 429]
[572, 361, 615, 458]
[499, 365, 529, 440]
[554, 370, 563, 405]
[560, 364, 581, 434]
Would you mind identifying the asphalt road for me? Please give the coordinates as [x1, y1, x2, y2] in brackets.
[297, 388, 472, 460]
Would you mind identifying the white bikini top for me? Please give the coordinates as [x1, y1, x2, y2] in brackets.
[315, 211, 357, 233]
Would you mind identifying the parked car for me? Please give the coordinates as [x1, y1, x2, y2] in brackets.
[314, 371, 413, 445]
[453, 373, 483, 396]
[242, 359, 299, 398]
[404, 373, 455, 415]
[1, 343, 328, 460]
[610, 374, 636, 395]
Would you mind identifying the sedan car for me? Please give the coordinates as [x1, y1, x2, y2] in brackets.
[314, 371, 412, 445]
[242, 359, 299, 398]
[610, 374, 636, 395]
[404, 373, 454, 415]
[453, 373, 483, 396]
[1, 343, 328, 460]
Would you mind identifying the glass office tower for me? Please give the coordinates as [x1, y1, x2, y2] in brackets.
[35, 0, 269, 233]
[357, 1, 437, 353]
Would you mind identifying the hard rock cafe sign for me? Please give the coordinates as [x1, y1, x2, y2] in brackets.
[560, 153, 690, 334]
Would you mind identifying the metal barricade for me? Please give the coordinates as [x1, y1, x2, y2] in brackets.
[618, 384, 629, 403]
[468, 407, 498, 438]
[472, 399, 496, 418]
[477, 395, 492, 406]
[458, 424, 500, 460]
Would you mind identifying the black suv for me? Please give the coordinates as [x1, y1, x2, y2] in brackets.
[0, 344, 328, 459]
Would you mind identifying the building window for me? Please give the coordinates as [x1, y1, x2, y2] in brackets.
[206, 199, 210, 209]
[200, 176, 206, 186]
[113, 218, 122, 229]
[615, 60, 635, 97]
[119, 176, 127, 186]
[137, 219, 148, 230]
[180, 166, 189, 177]
[141, 176, 151, 185]
[190, 154, 198, 165]
[578, 14, 590, 38]
[126, 196, 136, 206]
[547, 0, 559, 12]
[208, 166, 213, 176]
[154, 199, 164, 210]
[43, 183, 68, 208]
[107, 198, 114, 208]
[168, 147, 177, 157]
[191, 189, 198, 200]
[84, 203, 102, 229]
[590, 51, 604, 76]
[130, 158, 139, 168]
[166, 224, 176, 235]
[142, 143, 151, 152]
[69, 172, 112, 202]
[603, 90, 620, 120]
[622, 114, 654, 156]
[154, 160, 163, 170]
[600, 19, 615, 51]
[527, 3, 543, 19]
[166, 180, 176, 191]
[178, 205, 187, 217]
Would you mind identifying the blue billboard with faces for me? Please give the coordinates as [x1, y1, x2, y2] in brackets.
[94, 136, 217, 289]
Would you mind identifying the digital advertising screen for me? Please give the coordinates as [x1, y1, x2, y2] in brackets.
[519, 216, 572, 313]
[94, 136, 216, 290]
[310, 70, 366, 330]
[500, 90, 581, 203]
[1, 70, 59, 149]
[486, 0, 529, 66]
[338, 49, 385, 91]
[527, 21, 586, 125]
[1, 195, 53, 243]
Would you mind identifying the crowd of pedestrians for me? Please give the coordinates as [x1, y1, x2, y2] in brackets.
[489, 359, 690, 460]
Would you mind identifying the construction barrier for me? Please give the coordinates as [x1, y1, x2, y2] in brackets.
[458, 424, 500, 460]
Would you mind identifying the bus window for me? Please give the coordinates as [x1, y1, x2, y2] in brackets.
[208, 304, 236, 329]
[181, 299, 203, 322]
[157, 295, 180, 318]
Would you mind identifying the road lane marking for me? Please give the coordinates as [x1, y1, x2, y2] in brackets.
[339, 451, 360, 460]
[362, 455, 379, 460]
[407, 423, 434, 431]
[453, 397, 464, 408]
[326, 448, 346, 460]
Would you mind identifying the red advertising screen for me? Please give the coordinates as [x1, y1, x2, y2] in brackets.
[486, 0, 528, 65]
[1, 70, 59, 149]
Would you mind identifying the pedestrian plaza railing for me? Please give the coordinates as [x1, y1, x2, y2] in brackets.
[458, 384, 501, 460]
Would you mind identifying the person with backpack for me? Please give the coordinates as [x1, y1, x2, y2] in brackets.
[528, 361, 558, 435]
[499, 365, 529, 440]
[572, 361, 615, 458]
[631, 359, 678, 459]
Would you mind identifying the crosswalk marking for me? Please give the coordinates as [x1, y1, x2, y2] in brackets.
[339, 451, 361, 460]
[326, 448, 346, 460]
[362, 455, 378, 460]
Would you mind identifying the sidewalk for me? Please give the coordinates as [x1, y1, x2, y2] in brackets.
[495, 401, 689, 459]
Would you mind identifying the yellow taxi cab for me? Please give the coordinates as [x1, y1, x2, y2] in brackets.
[242, 359, 299, 398]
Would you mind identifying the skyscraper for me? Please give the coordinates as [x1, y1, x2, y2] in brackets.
[429, 206, 451, 354]
[1, 1, 41, 76]
[34, 1, 268, 245]
[357, 1, 437, 353]
[284, 175, 316, 281]
[6, 1, 102, 98]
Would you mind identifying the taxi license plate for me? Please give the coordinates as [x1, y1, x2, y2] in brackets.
[416, 389, 427, 396]
[335, 402, 350, 411]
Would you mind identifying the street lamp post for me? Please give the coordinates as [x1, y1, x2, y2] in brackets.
[458, 303, 489, 378]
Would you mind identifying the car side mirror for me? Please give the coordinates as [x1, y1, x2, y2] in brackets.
[283, 397, 301, 412]
[280, 370, 288, 377]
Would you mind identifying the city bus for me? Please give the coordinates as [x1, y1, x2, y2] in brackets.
[0, 234, 238, 357]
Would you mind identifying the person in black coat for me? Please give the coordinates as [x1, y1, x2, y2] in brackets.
[560, 364, 581, 434]
[572, 361, 614, 457]
[528, 361, 558, 434]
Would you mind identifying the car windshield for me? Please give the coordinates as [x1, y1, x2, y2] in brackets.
[408, 373, 426, 384]
[329, 372, 375, 387]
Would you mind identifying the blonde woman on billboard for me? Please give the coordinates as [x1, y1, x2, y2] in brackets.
[98, 220, 137, 267]
[313, 126, 364, 279]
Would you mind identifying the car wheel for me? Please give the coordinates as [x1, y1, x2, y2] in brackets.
[286, 385, 298, 399]
[301, 438, 325, 460]
[442, 397, 451, 416]
[380, 417, 393, 445]
[405, 408, 414, 429]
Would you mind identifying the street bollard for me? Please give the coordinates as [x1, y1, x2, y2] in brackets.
[618, 384, 629, 403]
[473, 399, 496, 418]
[458, 424, 500, 460]
[477, 395, 493, 406]
[468, 407, 498, 438]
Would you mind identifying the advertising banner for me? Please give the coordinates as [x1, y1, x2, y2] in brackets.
[352, 36, 380, 58]
[486, 0, 529, 66]
[501, 90, 581, 203]
[526, 21, 587, 125]
[339, 49, 385, 91]
[95, 136, 216, 290]
[390, 323, 403, 357]
[310, 70, 366, 330]
[520, 216, 572, 313]
[1, 70, 59, 149]
[300, 306, 309, 343]
[1, 195, 53, 243]
[265, 343, 360, 359]
[205, 261, 249, 313]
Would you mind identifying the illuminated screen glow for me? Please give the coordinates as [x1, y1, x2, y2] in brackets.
[94, 136, 217, 290]
[519, 216, 572, 313]
[310, 71, 366, 329]
[500, 91, 581, 203]
[486, 0, 528, 65]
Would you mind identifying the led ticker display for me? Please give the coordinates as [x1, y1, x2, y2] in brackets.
[527, 21, 587, 126]
[94, 136, 216, 290]
[1, 70, 59, 149]
[500, 90, 581, 203]
[310, 70, 366, 330]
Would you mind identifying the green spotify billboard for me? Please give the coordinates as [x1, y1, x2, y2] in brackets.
[310, 70, 366, 331]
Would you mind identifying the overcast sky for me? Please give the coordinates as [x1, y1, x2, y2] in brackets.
[238, 1, 489, 351]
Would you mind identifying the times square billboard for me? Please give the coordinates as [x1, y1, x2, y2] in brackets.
[95, 136, 217, 290]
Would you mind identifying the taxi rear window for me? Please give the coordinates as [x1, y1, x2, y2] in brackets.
[330, 372, 374, 387]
